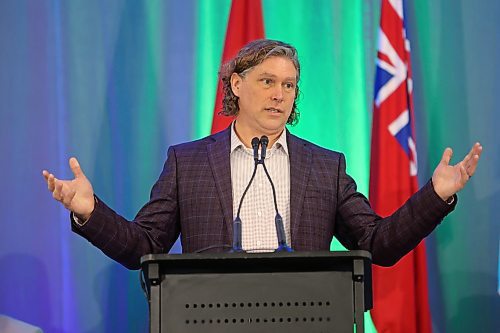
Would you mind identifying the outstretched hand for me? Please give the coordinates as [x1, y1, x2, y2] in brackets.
[432, 142, 482, 201]
[42, 157, 95, 221]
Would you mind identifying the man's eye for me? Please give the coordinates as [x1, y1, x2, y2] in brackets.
[262, 79, 273, 85]
[284, 82, 295, 89]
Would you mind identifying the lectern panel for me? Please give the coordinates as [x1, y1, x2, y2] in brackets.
[160, 271, 353, 333]
[141, 251, 372, 333]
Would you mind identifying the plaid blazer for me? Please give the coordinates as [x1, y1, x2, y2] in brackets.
[73, 127, 455, 269]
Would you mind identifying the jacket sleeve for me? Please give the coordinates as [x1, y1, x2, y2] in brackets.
[71, 147, 181, 270]
[334, 153, 456, 266]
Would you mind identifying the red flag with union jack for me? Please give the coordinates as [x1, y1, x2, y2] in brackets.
[370, 0, 432, 332]
[210, 0, 264, 134]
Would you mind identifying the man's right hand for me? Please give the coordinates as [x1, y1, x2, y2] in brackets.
[42, 157, 95, 221]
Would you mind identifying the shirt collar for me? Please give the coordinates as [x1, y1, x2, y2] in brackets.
[230, 121, 289, 155]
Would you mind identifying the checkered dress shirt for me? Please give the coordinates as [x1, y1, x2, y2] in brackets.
[230, 125, 291, 252]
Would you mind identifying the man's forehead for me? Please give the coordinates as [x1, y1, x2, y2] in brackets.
[246, 57, 297, 77]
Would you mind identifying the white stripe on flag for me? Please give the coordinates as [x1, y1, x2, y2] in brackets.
[388, 0, 403, 19]
[388, 109, 409, 136]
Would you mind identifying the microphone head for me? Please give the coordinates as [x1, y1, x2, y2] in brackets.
[251, 137, 260, 149]
[251, 137, 260, 162]
[260, 135, 269, 146]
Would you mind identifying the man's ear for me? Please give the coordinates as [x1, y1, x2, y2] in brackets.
[230, 73, 242, 97]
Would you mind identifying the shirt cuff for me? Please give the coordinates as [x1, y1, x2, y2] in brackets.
[71, 196, 98, 227]
[72, 213, 88, 226]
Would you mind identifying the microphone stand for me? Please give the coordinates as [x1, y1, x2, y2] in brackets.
[230, 137, 260, 253]
[260, 136, 293, 252]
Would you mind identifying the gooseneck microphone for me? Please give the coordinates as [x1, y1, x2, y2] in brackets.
[259, 136, 293, 252]
[231, 137, 261, 253]
[251, 136, 260, 162]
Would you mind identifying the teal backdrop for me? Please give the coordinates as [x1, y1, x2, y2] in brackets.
[0, 0, 498, 332]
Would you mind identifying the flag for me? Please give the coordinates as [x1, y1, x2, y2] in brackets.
[210, 0, 265, 134]
[370, 0, 432, 332]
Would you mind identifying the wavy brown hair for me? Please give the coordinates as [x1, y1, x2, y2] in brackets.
[219, 39, 301, 125]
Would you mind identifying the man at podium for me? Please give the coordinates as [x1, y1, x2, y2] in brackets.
[42, 39, 482, 269]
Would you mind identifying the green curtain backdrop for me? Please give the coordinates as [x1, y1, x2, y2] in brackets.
[0, 0, 497, 332]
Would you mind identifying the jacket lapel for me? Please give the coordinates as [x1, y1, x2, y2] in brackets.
[207, 128, 234, 237]
[287, 131, 312, 244]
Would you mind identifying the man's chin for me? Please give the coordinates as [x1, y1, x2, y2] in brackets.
[257, 121, 287, 136]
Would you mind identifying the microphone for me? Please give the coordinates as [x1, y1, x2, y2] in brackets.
[251, 136, 260, 163]
[259, 135, 268, 161]
[231, 137, 261, 253]
[259, 136, 293, 252]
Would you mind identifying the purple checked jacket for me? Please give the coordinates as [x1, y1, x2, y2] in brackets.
[72, 127, 456, 269]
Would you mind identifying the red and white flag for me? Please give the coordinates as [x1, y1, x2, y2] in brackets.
[370, 0, 432, 332]
[210, 0, 264, 134]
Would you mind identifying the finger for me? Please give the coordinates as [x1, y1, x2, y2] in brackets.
[440, 148, 453, 165]
[465, 142, 482, 162]
[42, 170, 50, 181]
[460, 164, 469, 184]
[461, 154, 471, 168]
[464, 145, 475, 161]
[460, 142, 481, 164]
[47, 174, 56, 192]
[69, 157, 85, 179]
[466, 154, 480, 176]
[473, 143, 483, 158]
[465, 143, 483, 175]
[52, 180, 64, 201]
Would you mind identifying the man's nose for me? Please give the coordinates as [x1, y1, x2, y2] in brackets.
[271, 86, 284, 102]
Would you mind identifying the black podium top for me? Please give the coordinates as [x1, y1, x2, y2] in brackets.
[141, 250, 372, 308]
[142, 250, 370, 270]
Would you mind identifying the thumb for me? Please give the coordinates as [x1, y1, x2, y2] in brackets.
[440, 148, 453, 166]
[69, 157, 86, 179]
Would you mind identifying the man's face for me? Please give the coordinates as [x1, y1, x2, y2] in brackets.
[230, 56, 297, 136]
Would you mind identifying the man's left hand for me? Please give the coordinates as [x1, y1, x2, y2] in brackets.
[432, 142, 483, 201]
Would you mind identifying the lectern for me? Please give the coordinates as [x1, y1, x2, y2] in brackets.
[140, 251, 372, 333]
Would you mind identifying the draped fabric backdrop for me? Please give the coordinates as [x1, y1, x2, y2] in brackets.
[0, 1, 498, 332]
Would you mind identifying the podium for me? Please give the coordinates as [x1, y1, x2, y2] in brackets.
[140, 251, 372, 333]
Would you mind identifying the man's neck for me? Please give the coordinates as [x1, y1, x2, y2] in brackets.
[233, 121, 284, 148]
